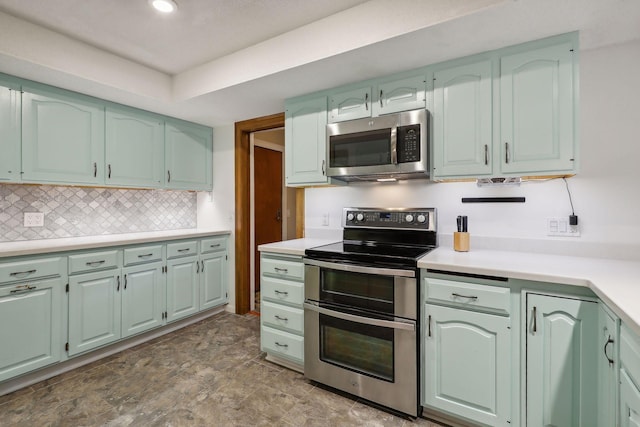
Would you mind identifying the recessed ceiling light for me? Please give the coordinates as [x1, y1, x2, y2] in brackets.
[149, 0, 178, 13]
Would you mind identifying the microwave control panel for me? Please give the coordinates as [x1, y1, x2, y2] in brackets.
[396, 124, 421, 163]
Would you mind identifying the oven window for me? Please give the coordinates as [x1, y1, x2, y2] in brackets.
[319, 313, 394, 382]
[329, 128, 392, 168]
[321, 269, 393, 314]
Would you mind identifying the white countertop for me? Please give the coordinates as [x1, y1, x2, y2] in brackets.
[258, 238, 337, 256]
[419, 247, 640, 337]
[0, 229, 231, 258]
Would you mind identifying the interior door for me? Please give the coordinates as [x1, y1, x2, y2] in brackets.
[254, 146, 283, 295]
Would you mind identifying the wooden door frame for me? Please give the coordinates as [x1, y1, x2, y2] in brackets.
[234, 113, 285, 314]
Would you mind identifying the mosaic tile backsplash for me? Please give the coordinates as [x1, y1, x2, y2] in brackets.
[0, 184, 197, 242]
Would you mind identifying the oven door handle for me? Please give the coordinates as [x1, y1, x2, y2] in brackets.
[304, 302, 415, 331]
[303, 258, 415, 278]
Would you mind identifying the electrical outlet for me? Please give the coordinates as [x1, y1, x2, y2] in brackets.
[321, 213, 330, 226]
[547, 217, 580, 237]
[24, 212, 45, 227]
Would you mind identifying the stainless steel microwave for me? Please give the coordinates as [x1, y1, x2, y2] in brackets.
[326, 109, 429, 182]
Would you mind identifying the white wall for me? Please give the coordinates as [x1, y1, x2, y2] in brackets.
[305, 39, 640, 261]
[197, 124, 236, 311]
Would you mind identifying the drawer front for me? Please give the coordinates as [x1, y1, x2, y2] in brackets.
[262, 276, 304, 307]
[68, 250, 119, 275]
[123, 245, 163, 266]
[261, 256, 304, 282]
[621, 324, 640, 387]
[200, 237, 227, 254]
[166, 241, 198, 259]
[261, 325, 304, 362]
[0, 257, 65, 283]
[426, 278, 510, 315]
[261, 301, 304, 335]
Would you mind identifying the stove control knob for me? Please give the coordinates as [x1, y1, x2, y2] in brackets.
[405, 214, 414, 223]
[417, 214, 427, 223]
[346, 213, 355, 221]
[356, 213, 365, 222]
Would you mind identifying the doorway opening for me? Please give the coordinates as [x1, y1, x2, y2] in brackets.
[250, 129, 296, 312]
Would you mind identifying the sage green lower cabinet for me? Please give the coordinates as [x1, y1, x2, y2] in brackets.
[598, 303, 620, 427]
[166, 255, 199, 322]
[525, 293, 598, 427]
[0, 277, 63, 382]
[0, 79, 21, 182]
[199, 251, 227, 311]
[68, 269, 121, 356]
[620, 324, 640, 427]
[121, 261, 164, 338]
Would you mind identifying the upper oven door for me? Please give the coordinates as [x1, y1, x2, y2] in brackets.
[304, 258, 417, 320]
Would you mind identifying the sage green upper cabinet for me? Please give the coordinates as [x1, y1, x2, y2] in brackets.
[500, 42, 576, 174]
[432, 60, 493, 178]
[526, 293, 598, 426]
[285, 96, 329, 186]
[22, 85, 105, 185]
[105, 107, 164, 188]
[373, 74, 426, 116]
[329, 86, 372, 123]
[0, 79, 21, 182]
[165, 120, 213, 191]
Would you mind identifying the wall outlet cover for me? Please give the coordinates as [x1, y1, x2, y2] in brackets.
[24, 212, 45, 227]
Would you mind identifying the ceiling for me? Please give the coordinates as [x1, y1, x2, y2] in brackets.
[1, 0, 639, 127]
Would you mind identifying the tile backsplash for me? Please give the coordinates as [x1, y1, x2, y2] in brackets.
[0, 184, 196, 242]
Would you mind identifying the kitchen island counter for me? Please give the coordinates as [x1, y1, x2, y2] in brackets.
[0, 228, 231, 258]
[419, 247, 640, 337]
[258, 238, 337, 256]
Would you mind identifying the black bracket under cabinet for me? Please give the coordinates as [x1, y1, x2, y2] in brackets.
[461, 197, 526, 203]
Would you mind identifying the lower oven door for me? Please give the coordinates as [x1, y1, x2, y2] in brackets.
[303, 300, 418, 416]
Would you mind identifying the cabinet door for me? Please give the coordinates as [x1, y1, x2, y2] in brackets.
[500, 43, 575, 174]
[166, 256, 199, 322]
[0, 277, 63, 382]
[0, 80, 21, 182]
[424, 304, 511, 426]
[329, 86, 371, 123]
[285, 97, 329, 186]
[199, 251, 227, 311]
[68, 270, 121, 356]
[598, 303, 619, 427]
[526, 293, 598, 427]
[374, 75, 426, 116]
[22, 87, 105, 185]
[105, 107, 164, 188]
[121, 262, 164, 338]
[621, 370, 640, 427]
[432, 60, 493, 178]
[165, 121, 213, 191]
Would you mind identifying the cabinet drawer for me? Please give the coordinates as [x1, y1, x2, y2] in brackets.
[123, 245, 163, 266]
[261, 301, 304, 335]
[425, 278, 510, 315]
[0, 257, 65, 284]
[68, 250, 119, 275]
[261, 325, 304, 363]
[621, 324, 640, 387]
[261, 256, 304, 281]
[200, 237, 227, 254]
[167, 241, 198, 259]
[262, 277, 304, 307]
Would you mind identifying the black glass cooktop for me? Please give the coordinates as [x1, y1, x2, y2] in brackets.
[305, 240, 435, 268]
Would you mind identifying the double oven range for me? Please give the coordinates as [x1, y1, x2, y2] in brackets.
[303, 207, 437, 417]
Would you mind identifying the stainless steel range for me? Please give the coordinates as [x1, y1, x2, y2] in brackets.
[303, 207, 437, 417]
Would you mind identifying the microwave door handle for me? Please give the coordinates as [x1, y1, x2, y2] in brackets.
[303, 302, 415, 331]
[390, 126, 398, 164]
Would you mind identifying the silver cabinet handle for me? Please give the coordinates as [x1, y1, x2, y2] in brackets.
[274, 290, 289, 296]
[10, 284, 37, 294]
[93, 162, 97, 178]
[604, 335, 615, 366]
[210, 244, 221, 248]
[452, 293, 478, 301]
[304, 302, 415, 331]
[379, 90, 383, 107]
[428, 314, 432, 337]
[177, 248, 190, 252]
[117, 275, 120, 291]
[86, 260, 106, 266]
[201, 260, 204, 272]
[505, 142, 510, 164]
[274, 342, 289, 348]
[274, 267, 288, 274]
[138, 253, 154, 258]
[274, 315, 288, 322]
[484, 144, 489, 165]
[196, 261, 200, 273]
[124, 274, 127, 289]
[365, 92, 369, 111]
[167, 170, 171, 183]
[10, 269, 36, 277]
[108, 164, 111, 179]
[532, 306, 537, 333]
[322, 159, 325, 176]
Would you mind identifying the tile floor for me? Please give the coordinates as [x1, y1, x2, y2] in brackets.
[0, 312, 446, 426]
